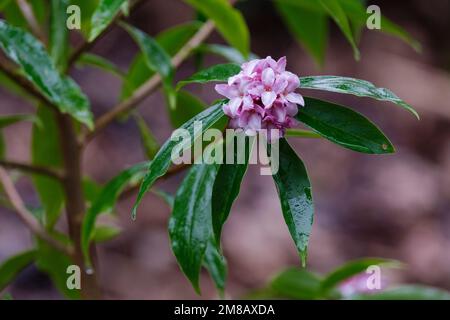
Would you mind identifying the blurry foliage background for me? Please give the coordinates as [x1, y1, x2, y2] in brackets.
[0, 0, 450, 298]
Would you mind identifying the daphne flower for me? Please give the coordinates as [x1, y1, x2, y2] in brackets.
[215, 56, 304, 140]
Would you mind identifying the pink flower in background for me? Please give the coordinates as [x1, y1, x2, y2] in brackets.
[215, 56, 304, 140]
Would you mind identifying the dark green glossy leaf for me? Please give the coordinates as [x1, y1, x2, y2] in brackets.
[321, 258, 401, 292]
[271, 138, 313, 265]
[77, 53, 124, 78]
[50, 0, 70, 69]
[0, 250, 36, 291]
[170, 90, 206, 128]
[196, 44, 258, 64]
[121, 22, 176, 111]
[32, 106, 65, 229]
[0, 20, 94, 128]
[82, 162, 147, 263]
[176, 63, 240, 90]
[275, 1, 328, 67]
[121, 22, 201, 100]
[212, 135, 252, 245]
[300, 76, 419, 118]
[92, 225, 121, 243]
[169, 161, 220, 293]
[184, 0, 249, 56]
[132, 102, 226, 220]
[271, 268, 323, 299]
[352, 285, 450, 300]
[89, 0, 127, 41]
[318, 0, 359, 59]
[204, 236, 227, 296]
[296, 97, 395, 154]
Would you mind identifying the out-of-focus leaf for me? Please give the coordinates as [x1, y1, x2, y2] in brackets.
[275, 1, 327, 67]
[89, 0, 127, 42]
[0, 114, 37, 129]
[1, 1, 27, 29]
[50, 0, 70, 69]
[71, 0, 100, 38]
[321, 258, 402, 292]
[176, 63, 240, 90]
[204, 236, 227, 296]
[132, 102, 226, 220]
[184, 0, 249, 56]
[352, 285, 450, 300]
[133, 114, 160, 160]
[121, 22, 201, 100]
[35, 240, 80, 299]
[212, 135, 252, 245]
[32, 106, 65, 229]
[0, 70, 35, 102]
[0, 250, 36, 291]
[296, 97, 395, 154]
[121, 22, 176, 112]
[0, 20, 94, 128]
[196, 44, 258, 64]
[1, 293, 13, 300]
[318, 0, 359, 60]
[169, 160, 221, 293]
[300, 75, 418, 118]
[82, 162, 147, 263]
[271, 138, 313, 265]
[271, 268, 323, 299]
[82, 177, 102, 206]
[170, 90, 206, 128]
[0, 132, 4, 159]
[77, 53, 124, 78]
[92, 225, 121, 243]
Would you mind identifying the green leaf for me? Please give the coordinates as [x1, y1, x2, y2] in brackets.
[352, 285, 450, 300]
[92, 225, 121, 243]
[50, 0, 70, 69]
[176, 63, 240, 90]
[71, 0, 100, 38]
[0, 132, 5, 159]
[82, 162, 147, 263]
[212, 135, 252, 245]
[1, 1, 28, 29]
[82, 177, 103, 206]
[321, 258, 401, 292]
[0, 250, 36, 291]
[132, 102, 226, 220]
[300, 75, 419, 119]
[204, 236, 227, 296]
[121, 22, 201, 100]
[170, 90, 206, 128]
[296, 97, 395, 154]
[271, 138, 314, 265]
[0, 114, 37, 129]
[0, 20, 94, 128]
[169, 161, 221, 293]
[32, 106, 65, 229]
[133, 114, 160, 160]
[77, 53, 124, 79]
[2, 293, 13, 300]
[35, 240, 80, 299]
[89, 0, 127, 42]
[275, 1, 328, 67]
[184, 0, 249, 56]
[318, 0, 359, 60]
[270, 268, 323, 299]
[196, 44, 258, 64]
[121, 22, 176, 111]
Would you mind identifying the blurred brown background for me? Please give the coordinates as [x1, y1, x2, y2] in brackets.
[1, 0, 449, 299]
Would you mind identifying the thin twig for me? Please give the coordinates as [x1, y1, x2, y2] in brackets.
[0, 160, 64, 180]
[0, 166, 72, 255]
[83, 20, 215, 144]
[16, 0, 46, 43]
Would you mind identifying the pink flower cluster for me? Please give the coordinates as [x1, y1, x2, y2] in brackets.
[215, 56, 304, 140]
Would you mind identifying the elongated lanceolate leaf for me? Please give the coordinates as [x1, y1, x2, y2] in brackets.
[89, 0, 127, 41]
[176, 63, 240, 90]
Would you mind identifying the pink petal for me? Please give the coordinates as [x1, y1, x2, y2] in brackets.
[261, 91, 277, 108]
[285, 102, 299, 117]
[284, 72, 300, 92]
[215, 84, 239, 99]
[276, 57, 287, 72]
[228, 97, 243, 116]
[285, 92, 304, 106]
[242, 95, 254, 110]
[242, 59, 258, 76]
[273, 77, 288, 94]
[262, 68, 275, 87]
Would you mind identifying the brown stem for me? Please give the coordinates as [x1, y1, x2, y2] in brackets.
[0, 166, 72, 255]
[0, 159, 64, 180]
[56, 114, 101, 299]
